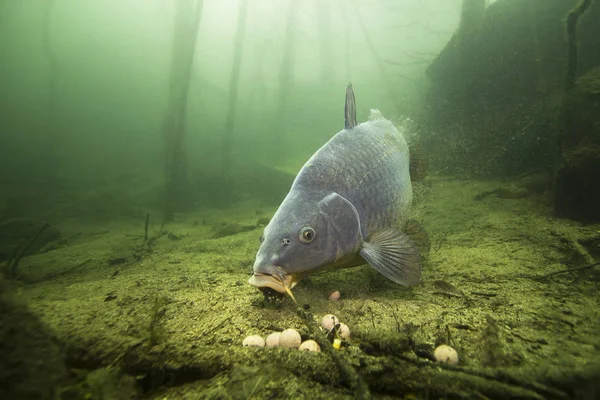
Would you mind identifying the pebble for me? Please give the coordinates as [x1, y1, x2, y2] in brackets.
[339, 323, 350, 339]
[434, 345, 459, 365]
[242, 335, 265, 347]
[279, 329, 302, 348]
[265, 332, 281, 347]
[299, 340, 321, 352]
[329, 291, 341, 301]
[321, 314, 339, 331]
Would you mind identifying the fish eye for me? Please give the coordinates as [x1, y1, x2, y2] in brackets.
[259, 235, 265, 243]
[299, 227, 316, 243]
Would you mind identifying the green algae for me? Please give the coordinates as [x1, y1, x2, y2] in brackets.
[3, 176, 599, 399]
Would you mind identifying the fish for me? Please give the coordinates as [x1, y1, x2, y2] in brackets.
[248, 84, 426, 301]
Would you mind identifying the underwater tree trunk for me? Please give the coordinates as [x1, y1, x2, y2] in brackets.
[272, 0, 298, 163]
[565, 0, 592, 90]
[456, 0, 487, 45]
[453, 0, 488, 88]
[41, 0, 57, 184]
[426, 0, 487, 84]
[350, 0, 398, 109]
[553, 0, 597, 222]
[317, 1, 333, 84]
[162, 0, 203, 223]
[247, 40, 268, 126]
[339, 2, 351, 82]
[456, 0, 487, 119]
[221, 0, 248, 178]
[527, 1, 547, 93]
[427, 0, 487, 128]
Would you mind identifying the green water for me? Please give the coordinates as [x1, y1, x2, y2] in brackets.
[1, 0, 599, 399]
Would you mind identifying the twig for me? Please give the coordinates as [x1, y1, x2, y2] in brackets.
[9, 223, 50, 279]
[146, 231, 167, 249]
[380, 302, 402, 332]
[391, 307, 402, 333]
[535, 261, 600, 281]
[246, 375, 263, 399]
[446, 324, 453, 347]
[203, 317, 228, 336]
[31, 259, 93, 283]
[144, 213, 150, 242]
[368, 306, 376, 330]
[296, 305, 370, 399]
[568, 238, 595, 264]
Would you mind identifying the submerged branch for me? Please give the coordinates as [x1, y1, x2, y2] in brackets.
[8, 223, 50, 279]
[535, 261, 600, 281]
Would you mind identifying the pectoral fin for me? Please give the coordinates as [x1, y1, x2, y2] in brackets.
[360, 228, 421, 286]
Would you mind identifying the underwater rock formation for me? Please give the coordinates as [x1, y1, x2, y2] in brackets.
[424, 0, 600, 178]
[553, 66, 600, 222]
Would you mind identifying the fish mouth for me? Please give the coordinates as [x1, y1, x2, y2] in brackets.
[248, 271, 298, 303]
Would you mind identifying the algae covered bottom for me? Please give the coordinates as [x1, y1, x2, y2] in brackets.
[2, 176, 599, 399]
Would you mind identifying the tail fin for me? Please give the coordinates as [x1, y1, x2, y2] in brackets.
[344, 83, 357, 129]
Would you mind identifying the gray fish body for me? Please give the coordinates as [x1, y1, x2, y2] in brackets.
[297, 111, 412, 238]
[249, 110, 420, 296]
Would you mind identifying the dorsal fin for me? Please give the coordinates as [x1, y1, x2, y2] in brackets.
[344, 83, 357, 129]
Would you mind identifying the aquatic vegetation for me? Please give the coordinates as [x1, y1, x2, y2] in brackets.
[1, 0, 599, 398]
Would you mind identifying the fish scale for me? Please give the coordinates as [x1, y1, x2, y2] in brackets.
[296, 120, 411, 237]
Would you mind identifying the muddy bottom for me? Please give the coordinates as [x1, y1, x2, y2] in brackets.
[3, 176, 600, 399]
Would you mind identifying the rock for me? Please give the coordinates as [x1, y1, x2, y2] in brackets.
[554, 66, 600, 222]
